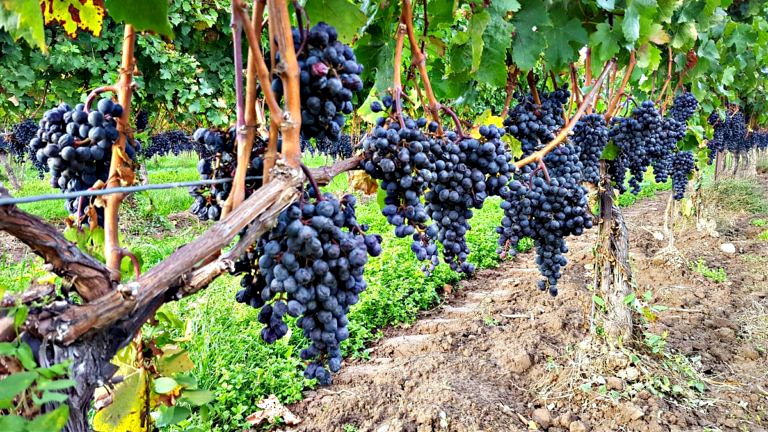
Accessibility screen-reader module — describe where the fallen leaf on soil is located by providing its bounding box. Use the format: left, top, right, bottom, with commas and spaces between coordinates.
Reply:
443, 284, 452, 295
246, 394, 301, 427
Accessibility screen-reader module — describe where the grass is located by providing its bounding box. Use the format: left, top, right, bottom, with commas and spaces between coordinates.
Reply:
616, 169, 672, 208
758, 230, 768, 241
691, 258, 728, 283
703, 179, 768, 214
751, 219, 767, 227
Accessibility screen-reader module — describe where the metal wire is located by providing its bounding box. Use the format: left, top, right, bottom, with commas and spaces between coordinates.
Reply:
0, 176, 263, 206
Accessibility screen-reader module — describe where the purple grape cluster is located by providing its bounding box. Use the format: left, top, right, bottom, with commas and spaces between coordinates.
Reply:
231, 193, 381, 385
274, 22, 363, 140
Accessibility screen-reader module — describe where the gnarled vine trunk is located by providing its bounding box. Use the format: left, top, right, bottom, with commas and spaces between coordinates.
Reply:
0, 153, 21, 190
593, 162, 633, 342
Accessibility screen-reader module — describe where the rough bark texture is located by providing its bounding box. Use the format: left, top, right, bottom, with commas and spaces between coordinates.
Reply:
0, 153, 21, 190
0, 185, 115, 301
594, 164, 633, 342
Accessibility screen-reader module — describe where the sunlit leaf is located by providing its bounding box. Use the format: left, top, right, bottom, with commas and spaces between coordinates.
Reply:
41, 0, 105, 38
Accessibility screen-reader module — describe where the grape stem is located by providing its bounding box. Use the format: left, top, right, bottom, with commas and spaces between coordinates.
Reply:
118, 247, 141, 279
84, 85, 118, 114
440, 105, 466, 138
604, 50, 636, 122
299, 163, 323, 202
293, 1, 309, 56
585, 47, 592, 88
392, 23, 407, 129
401, 0, 441, 131
224, 0, 264, 217
233, 1, 282, 123
655, 46, 674, 106
501, 66, 519, 118
514, 58, 616, 169
567, 63, 579, 119
526, 71, 542, 106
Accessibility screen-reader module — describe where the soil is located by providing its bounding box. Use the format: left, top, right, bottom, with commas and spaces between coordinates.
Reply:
288, 179, 768, 432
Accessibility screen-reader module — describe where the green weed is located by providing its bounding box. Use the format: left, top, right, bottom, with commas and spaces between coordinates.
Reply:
691, 259, 727, 283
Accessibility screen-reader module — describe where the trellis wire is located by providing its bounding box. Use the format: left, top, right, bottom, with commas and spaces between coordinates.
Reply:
0, 176, 263, 206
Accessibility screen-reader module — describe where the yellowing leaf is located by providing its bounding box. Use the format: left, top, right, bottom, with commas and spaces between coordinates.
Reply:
648, 23, 670, 45
41, 0, 105, 38
93, 369, 149, 432
470, 109, 505, 138
156, 347, 194, 376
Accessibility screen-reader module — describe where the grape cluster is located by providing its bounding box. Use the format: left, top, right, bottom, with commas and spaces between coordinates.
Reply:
1, 127, 25, 163
232, 193, 382, 384
188, 127, 265, 221
570, 114, 609, 185
671, 151, 695, 200
275, 22, 363, 140
142, 130, 198, 158
135, 110, 149, 133
706, 112, 726, 164
504, 86, 570, 156
668, 92, 699, 124
497, 144, 591, 295
650, 117, 686, 183
313, 134, 355, 159
425, 125, 513, 273
362, 99, 440, 273
29, 99, 134, 224
753, 131, 768, 150
724, 111, 748, 153
10, 119, 45, 176
608, 101, 665, 193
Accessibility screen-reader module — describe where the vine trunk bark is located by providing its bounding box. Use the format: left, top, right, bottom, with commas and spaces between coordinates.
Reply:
0, 153, 21, 190
593, 163, 633, 342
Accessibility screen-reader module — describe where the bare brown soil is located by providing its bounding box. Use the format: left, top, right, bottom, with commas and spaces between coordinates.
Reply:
289, 183, 768, 432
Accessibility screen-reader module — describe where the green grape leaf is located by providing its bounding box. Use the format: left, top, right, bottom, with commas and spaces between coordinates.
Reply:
27, 405, 69, 431
468, 10, 491, 72
105, 0, 173, 38
41, 0, 105, 38
510, 0, 550, 70
355, 29, 395, 92
597, 0, 615, 10
590, 23, 621, 71
428, 0, 457, 28
491, 0, 521, 12
476, 14, 513, 86
636, 43, 661, 70
543, 9, 587, 69
303, 0, 366, 43
672, 22, 698, 49
622, 4, 641, 44
0, 0, 46, 51
502, 135, 523, 159
600, 141, 620, 161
